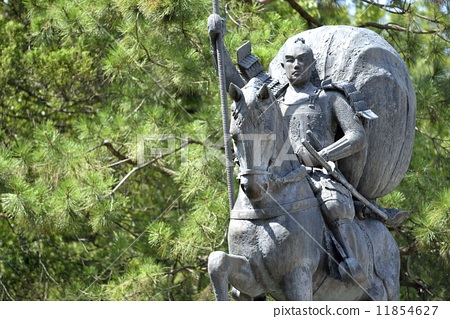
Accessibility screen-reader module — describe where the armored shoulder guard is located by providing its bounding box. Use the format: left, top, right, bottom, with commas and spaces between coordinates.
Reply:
321, 79, 378, 120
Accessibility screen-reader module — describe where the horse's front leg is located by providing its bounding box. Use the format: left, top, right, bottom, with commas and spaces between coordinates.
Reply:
231, 287, 266, 301
283, 266, 313, 300
208, 251, 264, 301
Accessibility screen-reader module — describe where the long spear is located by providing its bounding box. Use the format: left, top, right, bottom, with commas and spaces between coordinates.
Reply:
212, 0, 235, 210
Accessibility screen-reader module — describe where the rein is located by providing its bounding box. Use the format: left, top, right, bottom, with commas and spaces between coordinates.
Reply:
237, 168, 272, 179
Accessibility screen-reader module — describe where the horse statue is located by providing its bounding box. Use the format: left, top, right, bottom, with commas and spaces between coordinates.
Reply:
207, 78, 400, 301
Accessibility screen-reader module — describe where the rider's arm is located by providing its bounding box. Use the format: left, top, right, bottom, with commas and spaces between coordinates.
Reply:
318, 92, 367, 162
208, 14, 246, 90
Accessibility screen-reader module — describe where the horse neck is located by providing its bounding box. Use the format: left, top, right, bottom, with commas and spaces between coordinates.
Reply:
269, 101, 302, 177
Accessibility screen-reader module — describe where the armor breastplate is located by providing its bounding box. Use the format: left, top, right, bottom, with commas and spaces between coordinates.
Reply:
281, 93, 335, 166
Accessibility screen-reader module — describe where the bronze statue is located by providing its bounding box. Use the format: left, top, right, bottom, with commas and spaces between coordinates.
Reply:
207, 13, 416, 301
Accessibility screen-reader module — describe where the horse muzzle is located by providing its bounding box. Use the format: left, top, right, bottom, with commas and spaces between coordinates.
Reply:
239, 171, 271, 201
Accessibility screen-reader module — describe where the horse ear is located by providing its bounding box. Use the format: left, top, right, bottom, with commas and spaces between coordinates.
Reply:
258, 83, 272, 101
229, 83, 243, 101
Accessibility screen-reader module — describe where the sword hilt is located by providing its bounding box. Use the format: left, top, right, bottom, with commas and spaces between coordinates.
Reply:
302, 139, 388, 222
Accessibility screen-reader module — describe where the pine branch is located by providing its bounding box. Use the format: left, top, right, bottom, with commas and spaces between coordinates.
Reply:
113, 221, 139, 238
154, 166, 177, 176
126, 98, 146, 119
38, 244, 59, 285
0, 109, 34, 121
105, 150, 176, 176
415, 127, 450, 156
285, 0, 323, 28
11, 81, 54, 111
355, 1, 449, 43
284, 0, 449, 43
360, 0, 445, 24
399, 240, 418, 256
400, 280, 436, 294
108, 158, 135, 168
166, 260, 207, 276
9, 81, 96, 116
102, 140, 137, 165
111, 139, 202, 193
225, 2, 245, 28
69, 0, 194, 119
0, 277, 15, 301
403, 255, 437, 298
356, 21, 446, 37
360, 0, 410, 15
134, 12, 167, 69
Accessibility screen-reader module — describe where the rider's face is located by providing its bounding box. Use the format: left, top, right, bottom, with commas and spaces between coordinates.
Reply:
283, 44, 315, 87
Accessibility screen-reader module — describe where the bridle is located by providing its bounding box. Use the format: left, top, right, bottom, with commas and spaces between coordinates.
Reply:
237, 168, 272, 179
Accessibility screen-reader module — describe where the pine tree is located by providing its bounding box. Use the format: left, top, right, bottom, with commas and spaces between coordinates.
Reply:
0, 0, 449, 300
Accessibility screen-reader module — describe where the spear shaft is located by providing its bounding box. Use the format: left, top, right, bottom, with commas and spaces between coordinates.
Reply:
212, 0, 235, 210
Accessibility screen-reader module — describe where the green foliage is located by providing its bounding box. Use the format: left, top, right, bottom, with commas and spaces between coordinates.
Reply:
0, 0, 449, 301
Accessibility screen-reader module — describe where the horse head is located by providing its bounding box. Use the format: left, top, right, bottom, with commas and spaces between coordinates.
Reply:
229, 78, 285, 201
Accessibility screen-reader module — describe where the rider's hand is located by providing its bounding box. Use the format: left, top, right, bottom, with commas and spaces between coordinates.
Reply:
326, 161, 336, 175
208, 14, 225, 49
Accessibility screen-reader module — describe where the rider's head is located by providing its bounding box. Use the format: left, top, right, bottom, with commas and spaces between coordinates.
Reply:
282, 38, 315, 88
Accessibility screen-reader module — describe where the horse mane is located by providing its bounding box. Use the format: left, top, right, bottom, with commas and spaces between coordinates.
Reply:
231, 77, 302, 177
249, 79, 301, 176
